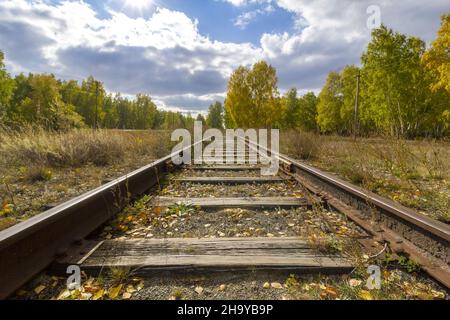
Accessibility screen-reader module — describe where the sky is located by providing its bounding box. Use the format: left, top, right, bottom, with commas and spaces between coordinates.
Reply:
0, 0, 448, 113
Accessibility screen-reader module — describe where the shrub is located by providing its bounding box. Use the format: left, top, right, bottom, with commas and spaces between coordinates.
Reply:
281, 130, 322, 160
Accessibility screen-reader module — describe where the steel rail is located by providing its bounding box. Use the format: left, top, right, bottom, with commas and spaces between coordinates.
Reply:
0, 141, 200, 299
244, 138, 449, 288
0, 136, 448, 299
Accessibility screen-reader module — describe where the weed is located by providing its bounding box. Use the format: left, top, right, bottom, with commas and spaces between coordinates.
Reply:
281, 130, 322, 160
171, 289, 184, 300
109, 267, 133, 284
24, 166, 53, 182
165, 202, 196, 216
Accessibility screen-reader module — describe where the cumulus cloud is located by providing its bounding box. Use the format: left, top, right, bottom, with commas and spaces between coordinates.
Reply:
0, 0, 261, 111
259, 0, 448, 91
0, 0, 446, 111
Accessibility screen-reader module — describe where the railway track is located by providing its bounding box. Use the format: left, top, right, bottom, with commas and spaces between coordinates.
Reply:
0, 138, 449, 299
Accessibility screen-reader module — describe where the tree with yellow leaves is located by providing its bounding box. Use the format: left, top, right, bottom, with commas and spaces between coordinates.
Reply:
422, 14, 450, 92
225, 61, 281, 128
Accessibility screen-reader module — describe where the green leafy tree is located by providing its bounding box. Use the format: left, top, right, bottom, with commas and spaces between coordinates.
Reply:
316, 72, 343, 133
134, 94, 158, 129
362, 25, 445, 137
297, 92, 318, 132
206, 101, 224, 129
196, 113, 206, 125
282, 88, 299, 129
340, 65, 360, 133
183, 112, 195, 129
76, 76, 105, 127
0, 51, 15, 122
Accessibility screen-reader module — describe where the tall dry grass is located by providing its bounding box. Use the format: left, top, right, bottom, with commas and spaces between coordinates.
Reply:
0, 127, 171, 169
281, 130, 323, 160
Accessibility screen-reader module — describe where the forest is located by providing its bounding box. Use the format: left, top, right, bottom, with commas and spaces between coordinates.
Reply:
0, 15, 448, 137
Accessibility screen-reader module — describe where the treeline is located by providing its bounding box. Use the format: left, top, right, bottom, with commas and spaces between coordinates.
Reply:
0, 59, 212, 131
225, 15, 449, 137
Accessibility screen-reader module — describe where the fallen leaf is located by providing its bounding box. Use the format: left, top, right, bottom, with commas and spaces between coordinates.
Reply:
34, 285, 46, 295
325, 287, 337, 298
136, 280, 145, 291
263, 282, 270, 289
92, 289, 105, 300
108, 284, 123, 300
81, 292, 92, 300
271, 282, 283, 289
57, 290, 71, 300
359, 290, 373, 300
194, 286, 204, 295
219, 284, 226, 291
122, 292, 132, 299
126, 285, 137, 293
349, 279, 362, 287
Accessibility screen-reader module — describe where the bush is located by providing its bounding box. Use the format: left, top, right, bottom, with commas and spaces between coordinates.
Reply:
281, 130, 322, 160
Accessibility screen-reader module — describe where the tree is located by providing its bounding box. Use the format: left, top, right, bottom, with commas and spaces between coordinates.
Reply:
361, 25, 445, 137
316, 72, 343, 133
422, 14, 450, 92
183, 112, 195, 129
297, 92, 318, 132
196, 113, 206, 125
340, 65, 360, 133
134, 94, 157, 129
76, 76, 105, 127
206, 101, 224, 129
0, 51, 15, 122
12, 73, 82, 129
225, 61, 280, 128
282, 88, 299, 129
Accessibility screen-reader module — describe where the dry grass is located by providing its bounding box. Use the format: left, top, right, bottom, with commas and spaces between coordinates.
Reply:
281, 130, 322, 160
281, 131, 450, 223
0, 127, 171, 169
0, 128, 172, 230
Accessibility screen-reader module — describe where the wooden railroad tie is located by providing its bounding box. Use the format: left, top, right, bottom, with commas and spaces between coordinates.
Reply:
154, 197, 310, 209
174, 177, 284, 184
55, 237, 353, 275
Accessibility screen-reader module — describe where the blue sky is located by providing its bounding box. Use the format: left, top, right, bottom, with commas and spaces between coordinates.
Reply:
0, 0, 447, 113
100, 0, 296, 45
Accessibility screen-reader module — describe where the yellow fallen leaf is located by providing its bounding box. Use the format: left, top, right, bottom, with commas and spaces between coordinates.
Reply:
108, 284, 123, 300
271, 282, 283, 289
57, 290, 71, 300
34, 285, 46, 295
136, 280, 144, 291
359, 290, 373, 300
349, 279, 362, 287
194, 286, 204, 295
126, 285, 137, 293
92, 289, 105, 300
122, 292, 132, 299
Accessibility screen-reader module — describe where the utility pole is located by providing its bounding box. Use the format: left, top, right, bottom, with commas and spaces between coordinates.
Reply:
354, 70, 360, 139
94, 81, 99, 131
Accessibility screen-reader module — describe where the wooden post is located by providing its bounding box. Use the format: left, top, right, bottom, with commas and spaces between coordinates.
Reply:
94, 81, 99, 130
354, 70, 360, 138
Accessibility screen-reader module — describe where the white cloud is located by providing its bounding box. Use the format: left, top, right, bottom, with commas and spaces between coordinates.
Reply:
234, 4, 275, 29
223, 0, 271, 7
0, 0, 261, 110
0, 0, 447, 111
